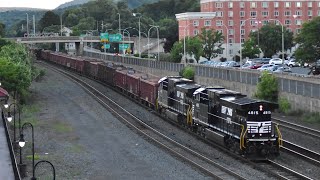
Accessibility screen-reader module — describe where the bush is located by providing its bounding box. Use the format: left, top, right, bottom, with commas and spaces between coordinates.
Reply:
255, 71, 278, 102
303, 112, 320, 123
278, 97, 291, 114
180, 66, 195, 80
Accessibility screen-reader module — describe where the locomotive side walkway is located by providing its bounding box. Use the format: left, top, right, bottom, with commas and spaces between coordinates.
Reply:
0, 117, 15, 180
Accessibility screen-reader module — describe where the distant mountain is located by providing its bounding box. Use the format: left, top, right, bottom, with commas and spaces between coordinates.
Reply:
55, 0, 93, 9
55, 0, 160, 9
0, 7, 46, 12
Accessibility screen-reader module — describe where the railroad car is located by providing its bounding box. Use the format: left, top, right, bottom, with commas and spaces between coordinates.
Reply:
39, 50, 282, 158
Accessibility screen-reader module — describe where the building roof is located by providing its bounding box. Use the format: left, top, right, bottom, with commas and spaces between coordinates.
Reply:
175, 12, 217, 20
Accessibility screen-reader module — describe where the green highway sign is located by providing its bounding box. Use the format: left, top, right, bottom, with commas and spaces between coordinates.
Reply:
109, 34, 122, 42
104, 43, 110, 49
100, 33, 109, 42
119, 44, 130, 50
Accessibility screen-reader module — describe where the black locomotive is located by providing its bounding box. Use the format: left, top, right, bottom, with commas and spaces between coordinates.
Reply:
157, 76, 282, 158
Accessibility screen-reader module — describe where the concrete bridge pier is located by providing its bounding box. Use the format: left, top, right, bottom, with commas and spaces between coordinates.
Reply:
75, 41, 84, 56
55, 42, 59, 52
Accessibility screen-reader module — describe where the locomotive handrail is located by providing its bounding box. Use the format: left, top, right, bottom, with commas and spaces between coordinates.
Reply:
275, 124, 283, 147
240, 125, 244, 150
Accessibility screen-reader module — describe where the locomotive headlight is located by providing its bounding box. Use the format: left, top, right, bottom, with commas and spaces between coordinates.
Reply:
252, 134, 255, 137
260, 134, 262, 136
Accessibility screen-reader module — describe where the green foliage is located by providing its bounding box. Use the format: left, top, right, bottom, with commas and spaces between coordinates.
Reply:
249, 24, 293, 58
199, 28, 224, 60
278, 97, 291, 114
170, 41, 182, 63
303, 112, 320, 123
0, 22, 5, 37
186, 36, 203, 63
39, 11, 60, 32
255, 71, 278, 102
241, 38, 260, 59
159, 53, 173, 62
180, 66, 195, 80
295, 17, 320, 64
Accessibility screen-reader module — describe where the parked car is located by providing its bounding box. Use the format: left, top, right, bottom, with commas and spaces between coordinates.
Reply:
287, 59, 300, 67
273, 66, 292, 73
269, 58, 283, 65
257, 64, 278, 71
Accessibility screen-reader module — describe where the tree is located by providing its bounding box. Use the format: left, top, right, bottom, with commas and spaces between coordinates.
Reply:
255, 71, 278, 102
295, 17, 320, 64
186, 36, 203, 63
158, 18, 178, 53
241, 38, 260, 59
0, 22, 5, 37
39, 11, 60, 32
198, 28, 224, 60
170, 41, 183, 63
249, 23, 293, 58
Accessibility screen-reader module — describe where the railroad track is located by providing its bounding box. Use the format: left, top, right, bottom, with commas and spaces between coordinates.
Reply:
39, 62, 245, 179
281, 140, 320, 166
257, 160, 313, 180
272, 117, 320, 139
39, 61, 316, 180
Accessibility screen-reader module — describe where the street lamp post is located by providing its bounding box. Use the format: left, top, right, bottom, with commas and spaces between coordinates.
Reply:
117, 13, 121, 35
33, 15, 36, 36
182, 23, 194, 65
32, 160, 56, 180
239, 18, 258, 66
148, 25, 160, 61
60, 14, 63, 36
133, 13, 142, 58
222, 24, 229, 59
19, 122, 34, 179
26, 13, 29, 37
5, 102, 21, 145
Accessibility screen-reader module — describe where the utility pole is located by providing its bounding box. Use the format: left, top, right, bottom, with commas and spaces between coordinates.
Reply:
26, 13, 29, 37
33, 15, 35, 36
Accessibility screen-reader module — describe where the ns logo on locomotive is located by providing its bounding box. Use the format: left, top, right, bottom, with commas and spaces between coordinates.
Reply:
157, 76, 282, 158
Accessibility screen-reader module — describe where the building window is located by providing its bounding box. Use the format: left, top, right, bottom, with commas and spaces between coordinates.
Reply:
296, 29, 301, 34
250, 2, 257, 8
240, 29, 245, 35
229, 49, 233, 55
319, 2, 320, 7
240, 11, 245, 17
216, 2, 223, 8
228, 11, 233, 17
285, 20, 291, 25
240, 2, 245, 8
275, 20, 280, 25
295, 19, 302, 25
228, 38, 233, 44
193, 20, 199, 26
287, 28, 292, 32
262, 2, 268, 8
262, 11, 269, 17
250, 20, 257, 26
296, 10, 302, 16
228, 20, 234, 26
240, 20, 245, 26
250, 11, 257, 17
241, 38, 245, 43
308, 2, 312, 7
193, 29, 199, 36
274, 11, 279, 16
216, 11, 223, 17
228, 29, 234, 35
285, 2, 291, 8
274, 2, 279, 8
228, 2, 233, 8
217, 29, 223, 34
318, 10, 320, 16
204, 20, 211, 26
284, 11, 291, 16
308, 10, 312, 16
216, 20, 223, 26
296, 2, 302, 8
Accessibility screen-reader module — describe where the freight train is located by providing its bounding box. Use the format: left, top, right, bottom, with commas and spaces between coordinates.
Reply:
39, 50, 283, 158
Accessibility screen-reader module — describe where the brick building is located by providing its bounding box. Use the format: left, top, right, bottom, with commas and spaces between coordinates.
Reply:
176, 0, 320, 60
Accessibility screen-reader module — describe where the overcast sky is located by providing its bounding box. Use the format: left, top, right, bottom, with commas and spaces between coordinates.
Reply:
0, 0, 73, 9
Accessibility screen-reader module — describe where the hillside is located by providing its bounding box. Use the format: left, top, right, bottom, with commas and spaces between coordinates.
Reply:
0, 7, 46, 12
56, 0, 159, 9
55, 0, 93, 9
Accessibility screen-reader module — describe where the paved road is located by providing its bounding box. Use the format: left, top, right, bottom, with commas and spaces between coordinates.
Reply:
0, 113, 15, 180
